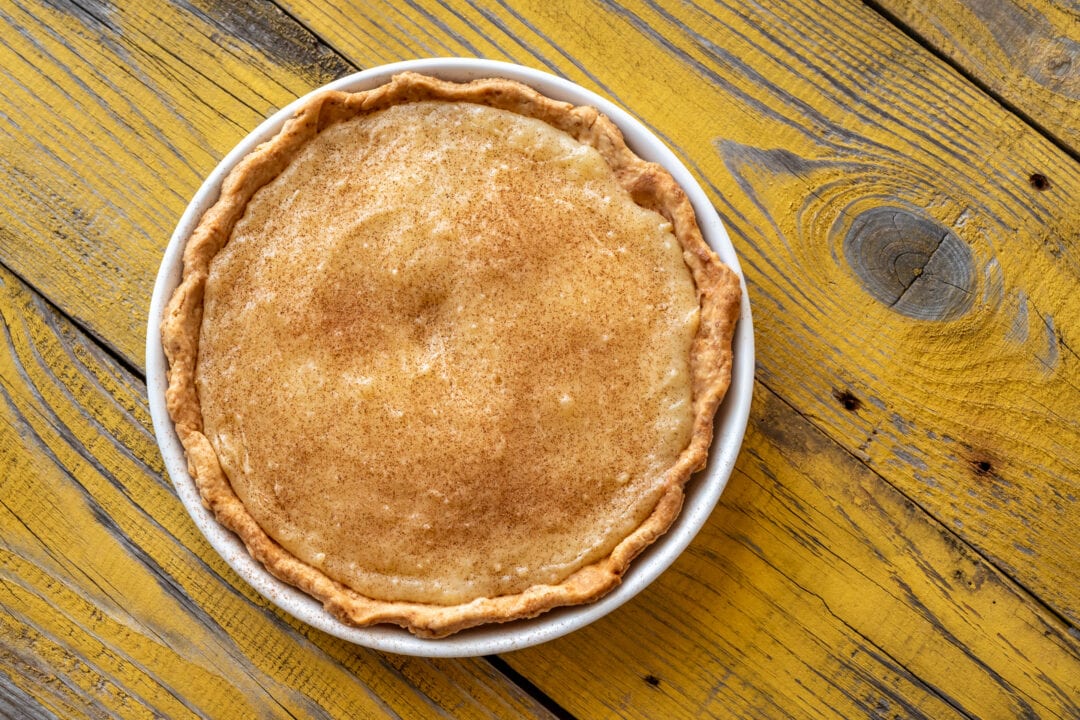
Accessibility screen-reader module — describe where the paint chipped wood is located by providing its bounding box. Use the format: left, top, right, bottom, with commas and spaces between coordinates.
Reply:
503, 385, 1079, 718
1, 0, 1077, 717
0, 264, 553, 719
281, 0, 1080, 634
873, 0, 1080, 154
0, 0, 352, 366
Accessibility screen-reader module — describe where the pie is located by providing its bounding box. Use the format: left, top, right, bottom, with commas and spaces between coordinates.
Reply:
161, 72, 741, 638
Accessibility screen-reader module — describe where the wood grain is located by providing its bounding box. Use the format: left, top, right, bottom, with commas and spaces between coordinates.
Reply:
0, 0, 351, 366
268, 0, 1080, 715
871, 0, 1080, 155
0, 264, 553, 719
501, 384, 1080, 718
278, 0, 1080, 629
841, 206, 977, 321
1, 0, 1077, 717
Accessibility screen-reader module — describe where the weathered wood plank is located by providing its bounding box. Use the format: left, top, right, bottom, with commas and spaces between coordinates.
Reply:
0, 0, 352, 366
269, 0, 1080, 715
499, 384, 1079, 719
277, 0, 1080, 631
871, 0, 1080, 155
1, 0, 1077, 716
0, 264, 554, 719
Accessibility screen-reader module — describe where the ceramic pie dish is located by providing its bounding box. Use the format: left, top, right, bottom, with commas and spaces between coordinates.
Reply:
146, 57, 754, 657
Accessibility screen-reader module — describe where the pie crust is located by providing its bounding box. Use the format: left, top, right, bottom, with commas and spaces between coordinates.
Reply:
161, 72, 741, 638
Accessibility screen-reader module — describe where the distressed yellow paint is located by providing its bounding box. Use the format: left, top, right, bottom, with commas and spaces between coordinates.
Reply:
271, 0, 1080, 716
0, 0, 349, 365
0, 266, 550, 719
877, 0, 1080, 152
2, 0, 1078, 717
281, 0, 1080, 617
502, 385, 1079, 718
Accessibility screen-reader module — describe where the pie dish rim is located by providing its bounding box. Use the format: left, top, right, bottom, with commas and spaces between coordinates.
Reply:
145, 57, 755, 657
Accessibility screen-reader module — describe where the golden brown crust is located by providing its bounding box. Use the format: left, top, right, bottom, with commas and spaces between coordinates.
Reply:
161, 72, 741, 638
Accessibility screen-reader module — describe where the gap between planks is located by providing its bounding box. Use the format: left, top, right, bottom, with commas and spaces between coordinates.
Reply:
484, 657, 578, 720
0, 256, 577, 712
860, 0, 1080, 164
7, 0, 1073, 710
7, 233, 1075, 718
765, 374, 1080, 637
262, 0, 1080, 639
0, 257, 143, 382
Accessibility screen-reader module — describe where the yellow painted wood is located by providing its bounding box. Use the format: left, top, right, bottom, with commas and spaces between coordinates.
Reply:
279, 0, 1080, 627
0, 265, 552, 719
874, 0, 1080, 153
1, 0, 1077, 717
0, 0, 351, 366
270, 0, 1080, 716
503, 384, 1079, 718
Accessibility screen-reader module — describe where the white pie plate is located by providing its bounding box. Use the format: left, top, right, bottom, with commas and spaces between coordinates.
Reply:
146, 57, 754, 657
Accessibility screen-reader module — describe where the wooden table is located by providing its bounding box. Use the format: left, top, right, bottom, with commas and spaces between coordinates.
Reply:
2, 1, 1077, 717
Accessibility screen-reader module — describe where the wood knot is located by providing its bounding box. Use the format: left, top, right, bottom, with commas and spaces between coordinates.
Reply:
842, 207, 975, 320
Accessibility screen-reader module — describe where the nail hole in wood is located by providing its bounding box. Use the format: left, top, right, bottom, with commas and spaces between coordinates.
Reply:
832, 388, 862, 412
1028, 173, 1050, 191
644, 674, 661, 688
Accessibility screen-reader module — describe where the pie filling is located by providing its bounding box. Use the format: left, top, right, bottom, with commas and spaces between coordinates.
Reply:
163, 73, 741, 636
